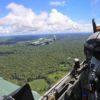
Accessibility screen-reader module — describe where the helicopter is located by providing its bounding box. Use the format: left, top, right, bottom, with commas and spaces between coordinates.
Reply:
30, 35, 56, 46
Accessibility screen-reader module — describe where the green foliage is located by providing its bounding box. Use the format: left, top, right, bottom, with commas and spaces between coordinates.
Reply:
47, 71, 66, 84
29, 79, 49, 94
0, 34, 87, 94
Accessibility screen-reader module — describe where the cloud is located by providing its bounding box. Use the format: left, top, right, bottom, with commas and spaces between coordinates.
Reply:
0, 3, 91, 35
50, 1, 66, 6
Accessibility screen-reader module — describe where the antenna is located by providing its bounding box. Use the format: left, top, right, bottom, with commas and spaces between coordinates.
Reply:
92, 19, 96, 33
92, 19, 100, 33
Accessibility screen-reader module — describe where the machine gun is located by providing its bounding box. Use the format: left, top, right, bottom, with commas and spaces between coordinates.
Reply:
40, 58, 88, 100
40, 19, 100, 100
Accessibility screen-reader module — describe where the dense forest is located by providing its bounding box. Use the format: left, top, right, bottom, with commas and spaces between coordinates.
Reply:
0, 33, 90, 94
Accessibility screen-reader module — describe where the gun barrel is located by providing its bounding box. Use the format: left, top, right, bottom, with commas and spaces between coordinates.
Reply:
40, 72, 70, 100
40, 60, 86, 100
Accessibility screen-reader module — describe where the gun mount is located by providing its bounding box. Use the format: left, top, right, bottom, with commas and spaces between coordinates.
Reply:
40, 59, 88, 100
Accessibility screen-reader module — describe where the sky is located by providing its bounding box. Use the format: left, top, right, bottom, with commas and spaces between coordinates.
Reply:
0, 0, 100, 36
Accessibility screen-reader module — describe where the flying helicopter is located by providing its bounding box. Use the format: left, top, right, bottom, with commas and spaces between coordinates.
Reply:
30, 35, 56, 46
